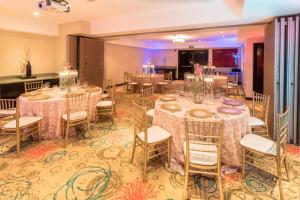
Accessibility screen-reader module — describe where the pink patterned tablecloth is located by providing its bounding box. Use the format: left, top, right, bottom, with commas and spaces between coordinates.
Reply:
153, 96, 251, 174
132, 74, 164, 91
19, 87, 101, 139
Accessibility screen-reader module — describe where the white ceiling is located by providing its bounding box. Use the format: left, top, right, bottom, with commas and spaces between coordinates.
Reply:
0, 0, 299, 36
106, 24, 266, 49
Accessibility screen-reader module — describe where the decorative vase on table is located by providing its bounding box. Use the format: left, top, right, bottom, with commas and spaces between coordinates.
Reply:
194, 75, 203, 104
25, 61, 32, 77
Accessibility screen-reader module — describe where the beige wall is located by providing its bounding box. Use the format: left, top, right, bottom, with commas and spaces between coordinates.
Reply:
0, 29, 55, 77
151, 49, 178, 66
242, 37, 264, 98
105, 43, 151, 85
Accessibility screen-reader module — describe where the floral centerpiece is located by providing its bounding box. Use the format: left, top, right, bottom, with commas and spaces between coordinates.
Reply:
59, 64, 78, 90
194, 64, 203, 104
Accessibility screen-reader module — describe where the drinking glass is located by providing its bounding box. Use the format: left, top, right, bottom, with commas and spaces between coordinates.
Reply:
44, 82, 50, 88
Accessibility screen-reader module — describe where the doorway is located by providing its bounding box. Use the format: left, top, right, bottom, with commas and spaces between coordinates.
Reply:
253, 43, 264, 94
178, 49, 208, 79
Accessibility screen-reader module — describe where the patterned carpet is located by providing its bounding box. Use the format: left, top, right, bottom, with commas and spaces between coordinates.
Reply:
0, 88, 299, 200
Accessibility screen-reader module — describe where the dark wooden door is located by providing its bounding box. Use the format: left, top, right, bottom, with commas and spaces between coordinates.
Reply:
79, 37, 104, 88
253, 43, 264, 93
178, 50, 208, 80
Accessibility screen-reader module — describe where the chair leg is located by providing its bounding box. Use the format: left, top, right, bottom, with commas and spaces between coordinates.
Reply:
38, 121, 42, 142
283, 157, 290, 181
167, 139, 170, 167
242, 147, 245, 179
64, 125, 70, 148
276, 158, 284, 200
130, 136, 136, 163
143, 145, 148, 182
16, 132, 20, 157
86, 120, 90, 137
217, 171, 224, 200
182, 164, 189, 200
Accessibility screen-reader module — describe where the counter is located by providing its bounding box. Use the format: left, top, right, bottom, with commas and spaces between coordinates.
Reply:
0, 73, 59, 99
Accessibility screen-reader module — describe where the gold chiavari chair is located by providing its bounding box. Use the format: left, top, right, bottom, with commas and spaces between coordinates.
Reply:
123, 72, 130, 91
0, 99, 16, 118
102, 79, 113, 99
96, 85, 116, 124
61, 92, 91, 147
157, 71, 173, 93
249, 91, 270, 138
141, 74, 154, 96
222, 73, 239, 98
240, 109, 289, 200
24, 81, 43, 93
135, 98, 155, 123
183, 119, 224, 200
131, 101, 171, 182
1, 98, 42, 157
126, 72, 139, 93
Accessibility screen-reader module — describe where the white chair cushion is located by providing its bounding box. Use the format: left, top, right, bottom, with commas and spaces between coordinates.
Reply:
248, 117, 265, 127
3, 116, 41, 129
184, 141, 218, 166
228, 83, 238, 86
128, 82, 139, 85
62, 111, 87, 121
143, 83, 152, 86
240, 134, 277, 156
138, 125, 171, 144
0, 109, 16, 117
157, 82, 168, 85
96, 100, 114, 107
146, 109, 155, 117
101, 93, 110, 99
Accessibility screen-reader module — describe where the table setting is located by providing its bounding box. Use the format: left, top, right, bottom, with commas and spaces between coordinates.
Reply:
19, 69, 102, 139
153, 90, 251, 174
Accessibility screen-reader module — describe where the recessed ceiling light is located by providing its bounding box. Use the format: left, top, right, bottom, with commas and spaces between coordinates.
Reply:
33, 11, 40, 16
220, 31, 224, 34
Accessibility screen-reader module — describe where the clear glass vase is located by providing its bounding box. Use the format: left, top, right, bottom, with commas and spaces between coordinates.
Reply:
194, 75, 203, 104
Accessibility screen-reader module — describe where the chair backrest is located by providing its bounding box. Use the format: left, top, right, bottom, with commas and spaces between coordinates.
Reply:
184, 119, 224, 165
276, 109, 289, 158
142, 74, 152, 84
65, 92, 90, 121
106, 85, 116, 102
0, 99, 16, 110
252, 92, 270, 122
127, 73, 133, 83
227, 73, 238, 85
132, 101, 147, 141
104, 79, 113, 90
164, 71, 173, 81
124, 72, 128, 83
24, 81, 43, 93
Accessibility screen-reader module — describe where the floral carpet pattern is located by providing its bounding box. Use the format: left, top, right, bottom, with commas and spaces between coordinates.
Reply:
0, 88, 299, 200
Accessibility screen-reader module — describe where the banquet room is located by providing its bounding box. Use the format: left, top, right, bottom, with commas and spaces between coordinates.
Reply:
0, 0, 299, 199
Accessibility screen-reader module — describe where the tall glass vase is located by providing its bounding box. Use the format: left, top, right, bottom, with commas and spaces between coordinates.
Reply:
194, 75, 203, 104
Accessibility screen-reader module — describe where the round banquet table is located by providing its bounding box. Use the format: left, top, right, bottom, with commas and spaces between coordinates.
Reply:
152, 96, 251, 174
19, 87, 102, 139
132, 74, 164, 91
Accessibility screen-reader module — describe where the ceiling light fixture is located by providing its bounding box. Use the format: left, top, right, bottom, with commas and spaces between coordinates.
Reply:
172, 35, 185, 43
37, 0, 70, 13
33, 11, 40, 16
